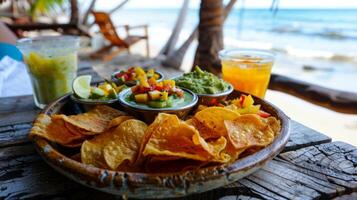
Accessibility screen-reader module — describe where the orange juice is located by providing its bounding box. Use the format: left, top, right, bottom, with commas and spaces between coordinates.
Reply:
219, 49, 275, 98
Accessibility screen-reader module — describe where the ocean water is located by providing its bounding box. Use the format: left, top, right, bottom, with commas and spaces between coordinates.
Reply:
111, 8, 357, 57
108, 8, 357, 92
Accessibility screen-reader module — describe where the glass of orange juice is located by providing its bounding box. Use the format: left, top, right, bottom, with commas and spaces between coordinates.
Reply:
219, 49, 275, 98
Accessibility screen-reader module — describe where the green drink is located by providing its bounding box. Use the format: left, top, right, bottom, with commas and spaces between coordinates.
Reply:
17, 36, 79, 108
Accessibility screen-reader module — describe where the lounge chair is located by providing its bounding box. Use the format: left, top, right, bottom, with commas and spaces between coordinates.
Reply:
91, 11, 150, 61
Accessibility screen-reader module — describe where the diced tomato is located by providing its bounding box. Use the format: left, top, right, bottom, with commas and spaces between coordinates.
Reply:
210, 98, 219, 106
128, 67, 135, 73
163, 85, 172, 92
116, 72, 125, 78
139, 86, 151, 93
239, 95, 245, 107
258, 110, 271, 118
131, 85, 140, 94
123, 74, 130, 81
175, 89, 184, 98
153, 85, 163, 91
127, 72, 135, 81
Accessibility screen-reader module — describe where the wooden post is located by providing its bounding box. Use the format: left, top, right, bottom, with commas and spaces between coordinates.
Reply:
193, 0, 224, 74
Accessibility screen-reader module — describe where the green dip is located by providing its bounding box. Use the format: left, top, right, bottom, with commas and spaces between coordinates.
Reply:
175, 66, 229, 94
125, 91, 194, 109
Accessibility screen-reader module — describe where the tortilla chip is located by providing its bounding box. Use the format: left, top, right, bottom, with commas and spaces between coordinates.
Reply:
144, 157, 206, 173
106, 116, 134, 130
223, 143, 247, 162
142, 114, 227, 162
81, 139, 108, 168
135, 113, 173, 165
263, 116, 281, 136
103, 119, 147, 170
189, 118, 220, 140
224, 114, 275, 150
194, 107, 240, 139
80, 128, 120, 168
30, 114, 86, 146
53, 105, 125, 134
64, 121, 92, 135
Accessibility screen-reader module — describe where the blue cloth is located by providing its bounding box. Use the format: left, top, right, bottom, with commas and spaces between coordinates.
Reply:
0, 42, 22, 61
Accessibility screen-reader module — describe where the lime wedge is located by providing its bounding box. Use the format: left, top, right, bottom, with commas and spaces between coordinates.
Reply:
73, 75, 92, 99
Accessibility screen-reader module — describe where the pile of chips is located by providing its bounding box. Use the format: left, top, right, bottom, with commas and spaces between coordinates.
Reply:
30, 98, 281, 172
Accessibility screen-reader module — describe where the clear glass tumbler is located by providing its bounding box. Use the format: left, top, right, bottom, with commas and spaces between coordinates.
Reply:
17, 36, 79, 108
219, 49, 275, 98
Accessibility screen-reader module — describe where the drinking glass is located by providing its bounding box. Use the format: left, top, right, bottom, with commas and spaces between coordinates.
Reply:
219, 49, 275, 98
17, 36, 79, 108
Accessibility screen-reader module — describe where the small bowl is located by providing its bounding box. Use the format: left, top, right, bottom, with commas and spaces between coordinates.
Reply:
196, 83, 234, 105
70, 94, 120, 112
118, 88, 198, 123
111, 69, 164, 87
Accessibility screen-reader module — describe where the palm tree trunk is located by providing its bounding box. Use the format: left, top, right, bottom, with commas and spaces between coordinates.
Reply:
70, 0, 79, 24
193, 0, 224, 74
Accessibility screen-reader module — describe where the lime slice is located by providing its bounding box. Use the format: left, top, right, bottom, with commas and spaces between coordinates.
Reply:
73, 75, 92, 99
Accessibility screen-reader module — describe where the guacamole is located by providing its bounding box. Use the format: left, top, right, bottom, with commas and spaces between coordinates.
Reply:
175, 66, 229, 94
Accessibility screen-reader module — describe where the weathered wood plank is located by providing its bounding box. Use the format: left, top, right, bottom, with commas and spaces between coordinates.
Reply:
0, 110, 39, 127
284, 120, 331, 152
278, 141, 357, 191
333, 192, 357, 200
0, 123, 31, 148
0, 95, 36, 114
219, 142, 357, 200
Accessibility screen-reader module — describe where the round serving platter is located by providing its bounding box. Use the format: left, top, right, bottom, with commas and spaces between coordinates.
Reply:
32, 90, 290, 199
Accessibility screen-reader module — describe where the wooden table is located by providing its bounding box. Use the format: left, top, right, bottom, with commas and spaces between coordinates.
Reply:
0, 66, 356, 200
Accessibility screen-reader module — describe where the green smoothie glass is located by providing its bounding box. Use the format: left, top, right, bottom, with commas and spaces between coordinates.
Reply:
17, 36, 79, 108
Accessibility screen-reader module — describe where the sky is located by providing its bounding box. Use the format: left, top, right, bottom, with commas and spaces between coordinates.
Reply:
93, 0, 357, 10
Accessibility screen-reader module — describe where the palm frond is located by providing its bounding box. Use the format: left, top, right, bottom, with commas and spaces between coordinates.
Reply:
30, 0, 65, 17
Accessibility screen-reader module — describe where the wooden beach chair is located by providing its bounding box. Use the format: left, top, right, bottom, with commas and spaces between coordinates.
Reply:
90, 11, 150, 61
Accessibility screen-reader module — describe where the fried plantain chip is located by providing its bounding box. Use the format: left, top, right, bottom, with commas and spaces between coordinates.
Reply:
103, 119, 147, 170
53, 105, 125, 135
224, 114, 275, 150
194, 107, 240, 139
142, 114, 227, 162
30, 114, 86, 146
106, 116, 134, 130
